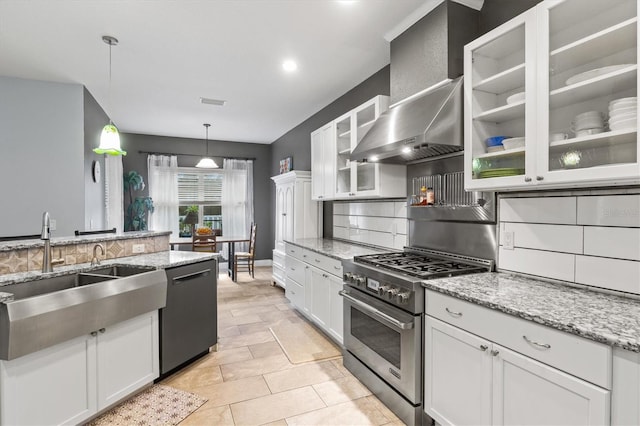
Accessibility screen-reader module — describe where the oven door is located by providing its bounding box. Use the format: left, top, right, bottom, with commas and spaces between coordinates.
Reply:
340, 287, 421, 404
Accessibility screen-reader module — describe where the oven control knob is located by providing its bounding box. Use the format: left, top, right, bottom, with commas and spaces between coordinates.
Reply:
386, 287, 399, 299
355, 276, 366, 286
378, 285, 390, 296
343, 272, 352, 282
396, 292, 411, 304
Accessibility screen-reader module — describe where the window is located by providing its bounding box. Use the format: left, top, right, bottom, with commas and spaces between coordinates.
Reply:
177, 168, 223, 236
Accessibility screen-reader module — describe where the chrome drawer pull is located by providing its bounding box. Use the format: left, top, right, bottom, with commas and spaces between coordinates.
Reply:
445, 307, 463, 317
523, 335, 551, 349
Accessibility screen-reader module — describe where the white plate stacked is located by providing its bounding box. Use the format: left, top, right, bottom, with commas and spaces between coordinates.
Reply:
572, 111, 605, 137
609, 97, 637, 131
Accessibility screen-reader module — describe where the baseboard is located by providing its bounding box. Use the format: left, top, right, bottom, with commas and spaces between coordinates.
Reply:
255, 259, 272, 267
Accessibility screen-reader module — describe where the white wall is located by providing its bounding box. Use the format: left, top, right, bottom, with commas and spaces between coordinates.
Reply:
333, 200, 407, 250
0, 76, 85, 237
498, 191, 640, 295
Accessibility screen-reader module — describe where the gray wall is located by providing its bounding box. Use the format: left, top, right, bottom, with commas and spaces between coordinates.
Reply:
0, 76, 85, 237
83, 88, 108, 231
120, 133, 272, 260
479, 0, 543, 34
270, 66, 391, 243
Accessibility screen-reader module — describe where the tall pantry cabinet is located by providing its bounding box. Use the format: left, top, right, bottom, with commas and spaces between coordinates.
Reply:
271, 171, 322, 288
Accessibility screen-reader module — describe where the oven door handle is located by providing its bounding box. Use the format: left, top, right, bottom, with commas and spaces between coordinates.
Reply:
338, 290, 414, 330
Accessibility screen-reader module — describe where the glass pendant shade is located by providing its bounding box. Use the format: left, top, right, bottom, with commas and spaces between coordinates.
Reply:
94, 123, 127, 156
196, 157, 218, 168
196, 123, 218, 168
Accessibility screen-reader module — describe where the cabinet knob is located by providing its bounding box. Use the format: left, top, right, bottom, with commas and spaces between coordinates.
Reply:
480, 344, 488, 351
99, 328, 106, 334
524, 176, 532, 182
90, 331, 98, 337
491, 349, 500, 357
536, 176, 544, 181
318, 195, 323, 199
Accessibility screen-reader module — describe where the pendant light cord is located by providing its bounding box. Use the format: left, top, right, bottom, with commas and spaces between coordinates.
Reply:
204, 123, 211, 156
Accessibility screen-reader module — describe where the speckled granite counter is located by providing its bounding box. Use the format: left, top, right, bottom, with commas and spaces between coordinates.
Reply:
0, 251, 217, 287
0, 230, 171, 252
423, 272, 640, 352
285, 238, 391, 260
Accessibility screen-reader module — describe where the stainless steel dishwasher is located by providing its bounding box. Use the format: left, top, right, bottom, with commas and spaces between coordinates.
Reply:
160, 259, 217, 375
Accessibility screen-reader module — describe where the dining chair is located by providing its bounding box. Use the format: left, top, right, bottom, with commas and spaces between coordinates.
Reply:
192, 234, 217, 252
234, 223, 257, 279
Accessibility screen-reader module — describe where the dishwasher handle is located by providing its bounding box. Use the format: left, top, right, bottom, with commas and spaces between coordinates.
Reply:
339, 290, 414, 330
172, 269, 211, 284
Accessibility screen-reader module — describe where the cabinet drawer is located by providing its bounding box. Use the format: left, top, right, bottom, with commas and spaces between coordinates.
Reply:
303, 249, 343, 277
285, 243, 304, 261
285, 256, 305, 284
273, 250, 285, 269
426, 290, 612, 389
272, 264, 285, 285
285, 277, 304, 308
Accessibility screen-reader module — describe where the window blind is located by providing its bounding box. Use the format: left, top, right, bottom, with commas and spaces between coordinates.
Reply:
177, 169, 223, 206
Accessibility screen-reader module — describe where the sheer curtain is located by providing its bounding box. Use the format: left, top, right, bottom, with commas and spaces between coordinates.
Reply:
105, 155, 124, 232
221, 159, 254, 258
147, 155, 179, 237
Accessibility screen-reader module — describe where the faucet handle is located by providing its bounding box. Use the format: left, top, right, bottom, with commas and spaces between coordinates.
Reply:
91, 244, 105, 266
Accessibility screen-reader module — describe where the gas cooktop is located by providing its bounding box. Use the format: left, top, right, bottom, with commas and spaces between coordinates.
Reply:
353, 249, 490, 280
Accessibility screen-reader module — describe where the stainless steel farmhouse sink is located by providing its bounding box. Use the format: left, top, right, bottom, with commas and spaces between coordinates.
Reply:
0, 267, 167, 360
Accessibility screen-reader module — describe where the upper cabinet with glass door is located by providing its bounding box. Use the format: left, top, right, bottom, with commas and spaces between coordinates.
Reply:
465, 10, 537, 190
465, 0, 640, 191
539, 0, 639, 186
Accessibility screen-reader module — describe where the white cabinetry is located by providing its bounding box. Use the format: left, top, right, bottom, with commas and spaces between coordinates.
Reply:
284, 243, 344, 344
311, 95, 407, 200
424, 290, 611, 425
311, 123, 335, 200
465, 0, 639, 191
0, 311, 159, 425
272, 171, 322, 288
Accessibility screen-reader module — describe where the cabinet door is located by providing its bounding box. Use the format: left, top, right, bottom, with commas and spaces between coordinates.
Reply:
492, 344, 610, 425
424, 317, 492, 426
309, 265, 331, 329
0, 334, 97, 426
464, 9, 538, 191
328, 273, 344, 344
275, 185, 285, 252
303, 264, 313, 315
352, 97, 387, 197
311, 127, 325, 200
97, 311, 159, 410
284, 183, 294, 242
335, 111, 353, 198
537, 0, 639, 186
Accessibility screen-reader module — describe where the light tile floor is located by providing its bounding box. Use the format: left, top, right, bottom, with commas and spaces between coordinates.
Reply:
160, 267, 406, 426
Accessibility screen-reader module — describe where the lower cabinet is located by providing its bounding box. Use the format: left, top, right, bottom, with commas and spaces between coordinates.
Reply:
425, 316, 611, 425
0, 311, 159, 426
284, 243, 343, 345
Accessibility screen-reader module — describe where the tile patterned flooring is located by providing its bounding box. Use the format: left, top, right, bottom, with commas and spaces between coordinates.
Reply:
160, 267, 405, 426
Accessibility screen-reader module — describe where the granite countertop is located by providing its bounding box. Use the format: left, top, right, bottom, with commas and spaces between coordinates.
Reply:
0, 230, 171, 252
285, 238, 392, 260
0, 251, 218, 287
423, 272, 640, 352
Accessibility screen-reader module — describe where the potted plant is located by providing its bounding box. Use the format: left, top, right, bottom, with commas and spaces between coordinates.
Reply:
123, 171, 155, 231
183, 205, 199, 236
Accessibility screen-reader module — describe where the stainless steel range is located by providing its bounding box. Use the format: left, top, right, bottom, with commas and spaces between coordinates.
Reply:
339, 158, 497, 426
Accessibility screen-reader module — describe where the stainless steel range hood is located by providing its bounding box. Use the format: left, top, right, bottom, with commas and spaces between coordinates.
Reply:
350, 77, 463, 164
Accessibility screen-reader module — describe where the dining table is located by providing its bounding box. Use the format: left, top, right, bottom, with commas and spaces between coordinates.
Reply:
169, 236, 250, 282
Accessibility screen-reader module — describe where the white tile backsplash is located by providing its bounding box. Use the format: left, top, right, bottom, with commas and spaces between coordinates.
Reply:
576, 256, 640, 294
500, 197, 577, 225
499, 247, 576, 282
499, 192, 640, 295
577, 195, 640, 227
334, 200, 407, 249
500, 222, 583, 254
583, 227, 640, 261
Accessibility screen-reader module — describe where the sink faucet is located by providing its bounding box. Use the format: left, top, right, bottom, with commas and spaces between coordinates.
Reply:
91, 244, 105, 266
41, 212, 65, 272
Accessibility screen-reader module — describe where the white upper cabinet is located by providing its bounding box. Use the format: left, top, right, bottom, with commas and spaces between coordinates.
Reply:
465, 0, 640, 191
312, 95, 407, 200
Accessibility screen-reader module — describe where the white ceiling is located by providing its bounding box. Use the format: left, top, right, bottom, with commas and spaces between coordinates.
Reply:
0, 0, 430, 144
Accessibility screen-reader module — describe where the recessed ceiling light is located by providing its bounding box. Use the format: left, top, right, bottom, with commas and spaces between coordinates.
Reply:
200, 97, 226, 106
282, 60, 298, 73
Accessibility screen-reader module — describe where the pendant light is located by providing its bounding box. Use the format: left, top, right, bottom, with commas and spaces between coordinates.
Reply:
195, 123, 219, 168
94, 35, 126, 156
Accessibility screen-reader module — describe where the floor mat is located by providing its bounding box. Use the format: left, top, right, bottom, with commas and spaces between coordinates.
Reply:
270, 321, 341, 364
86, 384, 207, 426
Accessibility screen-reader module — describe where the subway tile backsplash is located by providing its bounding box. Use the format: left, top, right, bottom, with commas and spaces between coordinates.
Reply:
333, 200, 406, 250
499, 192, 640, 295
